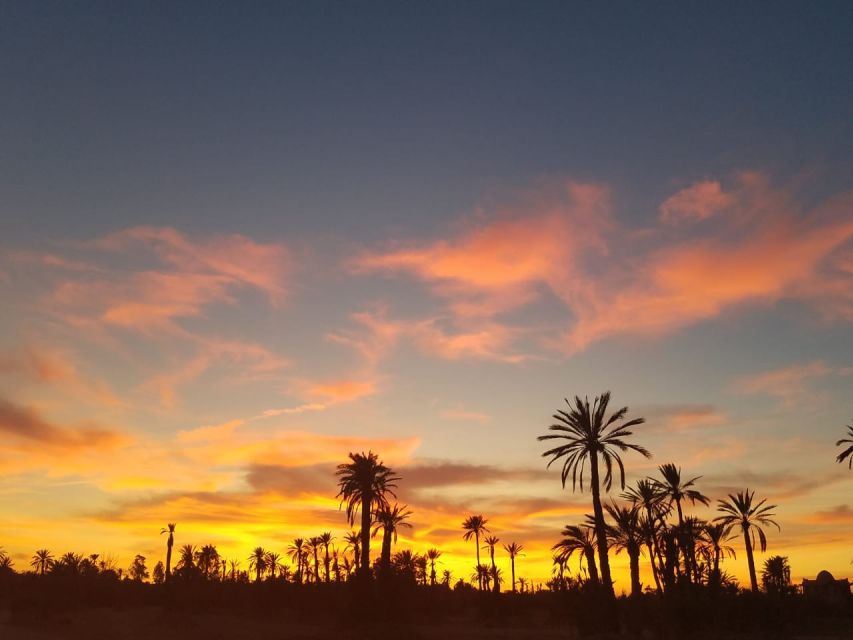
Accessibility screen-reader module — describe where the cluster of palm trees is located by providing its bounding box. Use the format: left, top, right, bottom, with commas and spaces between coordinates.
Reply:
460, 514, 525, 593
5, 399, 844, 596
539, 392, 782, 597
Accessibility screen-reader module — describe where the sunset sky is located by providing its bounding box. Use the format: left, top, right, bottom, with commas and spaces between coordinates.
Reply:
1, 2, 852, 592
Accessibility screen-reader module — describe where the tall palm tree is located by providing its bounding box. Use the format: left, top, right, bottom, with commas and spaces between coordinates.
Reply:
31, 549, 53, 575
336, 451, 399, 579
343, 530, 361, 573
248, 547, 267, 582
623, 478, 667, 593
715, 490, 779, 592
605, 502, 644, 596
372, 503, 412, 574
482, 535, 501, 593
319, 532, 334, 582
699, 522, 736, 587
503, 542, 524, 593
462, 514, 489, 590
308, 537, 323, 583
160, 523, 176, 581
426, 548, 442, 586
552, 524, 599, 584
654, 464, 708, 584
836, 423, 853, 468
288, 538, 306, 584
538, 392, 650, 597
265, 551, 282, 579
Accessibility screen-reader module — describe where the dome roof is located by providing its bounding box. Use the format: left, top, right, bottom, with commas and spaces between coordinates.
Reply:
816, 570, 835, 584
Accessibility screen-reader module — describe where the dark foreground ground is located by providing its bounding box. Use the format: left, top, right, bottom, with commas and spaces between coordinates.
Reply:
1, 605, 852, 640
1, 576, 852, 639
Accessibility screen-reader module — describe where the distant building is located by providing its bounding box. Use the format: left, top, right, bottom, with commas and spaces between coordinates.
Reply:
802, 570, 851, 602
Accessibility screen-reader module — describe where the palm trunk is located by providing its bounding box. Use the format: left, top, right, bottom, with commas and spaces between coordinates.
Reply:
324, 546, 331, 583
490, 547, 499, 593
380, 527, 392, 573
360, 497, 371, 579
629, 545, 641, 596
165, 540, 173, 581
511, 557, 516, 592
743, 525, 758, 592
584, 547, 600, 584
646, 540, 662, 594
475, 531, 481, 590
313, 550, 320, 584
430, 560, 436, 586
589, 452, 614, 597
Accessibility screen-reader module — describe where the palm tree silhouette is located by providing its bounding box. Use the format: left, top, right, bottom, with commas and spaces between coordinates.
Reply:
319, 532, 334, 582
836, 423, 853, 468
655, 463, 708, 584
623, 479, 668, 593
462, 514, 489, 590
503, 542, 524, 592
715, 489, 779, 592
265, 551, 282, 579
336, 451, 399, 579
248, 547, 267, 582
372, 503, 412, 575
288, 538, 306, 584
482, 535, 501, 593
761, 555, 792, 594
426, 548, 442, 586
605, 502, 643, 596
699, 522, 736, 587
160, 523, 176, 582
552, 524, 599, 585
343, 530, 361, 574
308, 537, 322, 583
31, 548, 53, 575
538, 392, 650, 597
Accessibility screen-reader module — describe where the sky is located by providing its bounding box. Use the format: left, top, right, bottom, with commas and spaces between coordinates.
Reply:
1, 1, 852, 592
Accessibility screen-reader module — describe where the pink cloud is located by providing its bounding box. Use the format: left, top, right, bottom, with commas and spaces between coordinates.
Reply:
734, 360, 848, 407
659, 180, 734, 222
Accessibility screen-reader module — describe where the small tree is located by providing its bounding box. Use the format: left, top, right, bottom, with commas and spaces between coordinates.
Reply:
762, 555, 793, 595
128, 554, 149, 582
152, 561, 165, 584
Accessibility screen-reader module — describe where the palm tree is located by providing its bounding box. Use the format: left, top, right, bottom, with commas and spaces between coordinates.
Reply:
31, 549, 53, 575
623, 478, 667, 593
699, 522, 736, 587
343, 530, 361, 574
426, 548, 442, 586
482, 535, 501, 593
288, 538, 306, 584
195, 544, 219, 579
538, 392, 650, 597
605, 502, 643, 596
836, 423, 853, 468
503, 542, 524, 593
308, 537, 322, 583
462, 515, 489, 590
655, 463, 708, 584
336, 451, 399, 579
160, 523, 176, 582
715, 490, 779, 592
761, 555, 792, 594
265, 551, 282, 579
248, 547, 267, 582
552, 524, 599, 585
372, 503, 412, 574
319, 532, 334, 582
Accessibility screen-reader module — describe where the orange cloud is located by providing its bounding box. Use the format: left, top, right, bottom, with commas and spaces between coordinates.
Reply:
304, 379, 377, 402
355, 173, 853, 358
